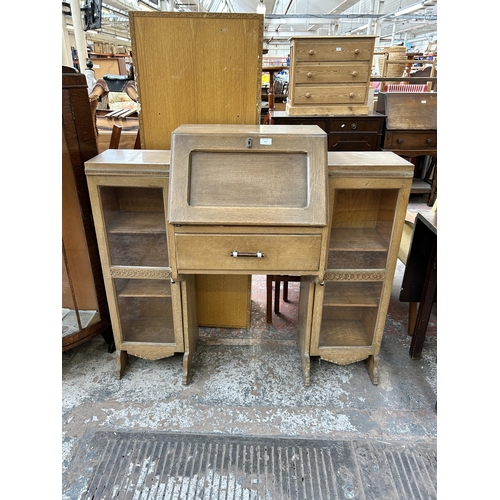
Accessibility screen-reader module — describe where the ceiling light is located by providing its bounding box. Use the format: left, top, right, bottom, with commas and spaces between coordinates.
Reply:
256, 0, 266, 15
395, 2, 425, 17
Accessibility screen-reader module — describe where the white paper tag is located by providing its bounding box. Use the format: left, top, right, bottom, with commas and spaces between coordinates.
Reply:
421, 100, 427, 104
260, 138, 272, 145
336, 47, 342, 51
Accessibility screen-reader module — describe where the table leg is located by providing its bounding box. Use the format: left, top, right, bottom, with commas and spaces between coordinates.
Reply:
409, 241, 437, 359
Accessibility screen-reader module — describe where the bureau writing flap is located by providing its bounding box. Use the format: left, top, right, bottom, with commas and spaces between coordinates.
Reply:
376, 92, 437, 131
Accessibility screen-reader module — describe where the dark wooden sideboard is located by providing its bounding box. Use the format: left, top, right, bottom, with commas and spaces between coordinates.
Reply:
269, 110, 386, 152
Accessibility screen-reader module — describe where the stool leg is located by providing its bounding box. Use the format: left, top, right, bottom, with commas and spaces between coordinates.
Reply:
266, 275, 273, 323
274, 280, 281, 315
283, 281, 289, 302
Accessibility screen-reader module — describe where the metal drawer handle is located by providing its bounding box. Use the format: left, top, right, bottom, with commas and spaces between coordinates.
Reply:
354, 48, 360, 54
351, 123, 357, 130
230, 251, 264, 258
305, 92, 311, 98
307, 72, 313, 78
349, 92, 355, 98
308, 49, 315, 55
351, 71, 358, 77
426, 138, 432, 144
397, 138, 403, 144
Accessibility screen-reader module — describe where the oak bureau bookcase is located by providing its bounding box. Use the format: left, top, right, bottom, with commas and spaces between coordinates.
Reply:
85, 128, 413, 385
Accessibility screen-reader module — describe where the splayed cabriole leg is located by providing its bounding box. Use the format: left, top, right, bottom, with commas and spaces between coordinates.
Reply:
366, 355, 379, 385
301, 352, 311, 386
116, 350, 128, 379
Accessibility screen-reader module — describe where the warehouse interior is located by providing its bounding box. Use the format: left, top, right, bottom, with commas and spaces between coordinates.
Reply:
4, 1, 498, 498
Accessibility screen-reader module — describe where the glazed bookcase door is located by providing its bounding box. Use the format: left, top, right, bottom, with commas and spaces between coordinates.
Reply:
88, 177, 185, 378
310, 184, 406, 384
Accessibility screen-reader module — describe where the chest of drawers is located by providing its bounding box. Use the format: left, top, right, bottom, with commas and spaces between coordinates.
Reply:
270, 110, 386, 151
286, 36, 376, 116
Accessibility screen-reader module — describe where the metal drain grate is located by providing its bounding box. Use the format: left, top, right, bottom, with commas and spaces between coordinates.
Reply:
64, 432, 437, 499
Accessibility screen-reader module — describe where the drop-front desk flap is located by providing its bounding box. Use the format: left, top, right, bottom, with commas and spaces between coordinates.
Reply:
167, 124, 330, 280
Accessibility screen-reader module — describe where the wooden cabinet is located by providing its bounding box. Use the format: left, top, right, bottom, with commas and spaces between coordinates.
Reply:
85, 150, 198, 383
270, 110, 386, 151
287, 36, 376, 116
62, 66, 112, 352
167, 124, 329, 279
376, 92, 437, 156
298, 151, 414, 385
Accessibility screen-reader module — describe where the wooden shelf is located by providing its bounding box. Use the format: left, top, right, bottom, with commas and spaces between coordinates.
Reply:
319, 319, 373, 347
118, 280, 172, 298
323, 283, 381, 307
330, 228, 388, 252
121, 318, 176, 344
107, 212, 166, 234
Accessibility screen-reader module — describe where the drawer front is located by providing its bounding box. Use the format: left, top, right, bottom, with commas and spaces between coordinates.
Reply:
293, 85, 367, 105
328, 117, 383, 133
295, 63, 369, 84
294, 39, 374, 62
174, 233, 323, 272
383, 131, 437, 150
328, 133, 380, 151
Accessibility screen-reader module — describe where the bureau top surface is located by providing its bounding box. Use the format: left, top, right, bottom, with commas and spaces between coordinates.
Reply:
84, 149, 413, 178
85, 149, 171, 176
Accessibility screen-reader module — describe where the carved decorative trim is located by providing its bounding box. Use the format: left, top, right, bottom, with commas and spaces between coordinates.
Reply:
85, 168, 169, 177
324, 270, 386, 281
110, 266, 171, 279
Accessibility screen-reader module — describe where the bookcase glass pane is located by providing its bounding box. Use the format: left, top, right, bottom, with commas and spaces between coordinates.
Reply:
99, 186, 168, 267
328, 188, 398, 270
115, 278, 175, 344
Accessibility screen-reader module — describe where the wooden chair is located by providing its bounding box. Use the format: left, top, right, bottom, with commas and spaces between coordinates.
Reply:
266, 275, 301, 323
108, 124, 141, 150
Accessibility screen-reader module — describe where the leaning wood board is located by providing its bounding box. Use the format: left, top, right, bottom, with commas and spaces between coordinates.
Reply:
129, 12, 264, 328
129, 12, 263, 150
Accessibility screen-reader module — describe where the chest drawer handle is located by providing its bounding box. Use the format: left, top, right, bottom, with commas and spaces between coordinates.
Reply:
354, 48, 360, 54
305, 92, 311, 98
230, 251, 264, 258
397, 138, 403, 144
349, 92, 355, 98
307, 72, 313, 78
308, 50, 315, 55
351, 123, 357, 130
426, 138, 433, 144
351, 71, 358, 77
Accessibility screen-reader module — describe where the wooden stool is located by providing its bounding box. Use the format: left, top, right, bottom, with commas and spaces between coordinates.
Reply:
266, 275, 301, 323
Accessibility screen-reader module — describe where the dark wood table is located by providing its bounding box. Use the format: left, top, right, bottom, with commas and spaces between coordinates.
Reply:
399, 211, 437, 359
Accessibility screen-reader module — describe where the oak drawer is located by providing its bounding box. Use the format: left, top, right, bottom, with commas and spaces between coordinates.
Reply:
382, 131, 437, 150
174, 233, 323, 273
293, 39, 374, 62
293, 85, 367, 105
294, 63, 369, 84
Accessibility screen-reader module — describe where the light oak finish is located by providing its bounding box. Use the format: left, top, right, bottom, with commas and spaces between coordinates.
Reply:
85, 149, 198, 383
298, 151, 414, 385
287, 36, 376, 116
129, 12, 264, 328
167, 124, 330, 283
129, 12, 263, 150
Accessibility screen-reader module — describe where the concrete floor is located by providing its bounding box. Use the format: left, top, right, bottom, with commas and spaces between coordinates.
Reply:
62, 195, 437, 498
